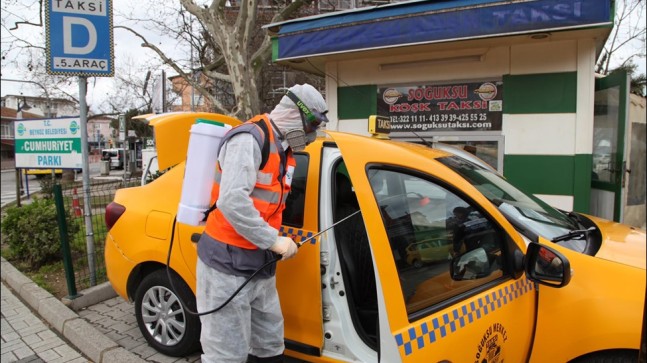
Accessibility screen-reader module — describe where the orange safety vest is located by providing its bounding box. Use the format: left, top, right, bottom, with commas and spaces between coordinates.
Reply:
204, 115, 296, 250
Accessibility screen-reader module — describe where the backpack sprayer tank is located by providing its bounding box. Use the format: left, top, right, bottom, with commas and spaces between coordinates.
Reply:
177, 118, 232, 226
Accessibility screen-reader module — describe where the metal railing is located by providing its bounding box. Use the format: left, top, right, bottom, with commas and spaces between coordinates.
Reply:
53, 177, 140, 295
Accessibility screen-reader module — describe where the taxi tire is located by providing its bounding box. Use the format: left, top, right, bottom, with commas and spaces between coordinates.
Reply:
134, 270, 201, 357
569, 349, 638, 363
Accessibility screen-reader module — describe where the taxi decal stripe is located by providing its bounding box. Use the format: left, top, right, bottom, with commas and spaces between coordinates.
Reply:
279, 226, 316, 245
394, 278, 535, 356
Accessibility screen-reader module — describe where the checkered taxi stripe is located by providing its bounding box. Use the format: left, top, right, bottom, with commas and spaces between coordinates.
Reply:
280, 227, 316, 245
395, 278, 535, 356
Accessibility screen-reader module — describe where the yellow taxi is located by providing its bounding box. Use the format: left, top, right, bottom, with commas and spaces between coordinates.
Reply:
405, 240, 452, 267
104, 112, 646, 362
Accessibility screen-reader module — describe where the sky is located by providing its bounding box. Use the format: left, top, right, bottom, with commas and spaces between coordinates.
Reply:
1, 0, 646, 114
1, 0, 185, 113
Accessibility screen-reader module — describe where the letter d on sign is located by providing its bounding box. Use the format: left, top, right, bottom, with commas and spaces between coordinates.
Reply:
63, 17, 97, 55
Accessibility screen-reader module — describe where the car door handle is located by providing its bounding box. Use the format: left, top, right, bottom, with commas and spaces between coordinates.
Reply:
191, 233, 201, 243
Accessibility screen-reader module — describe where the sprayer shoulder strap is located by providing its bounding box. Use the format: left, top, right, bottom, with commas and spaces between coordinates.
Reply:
216, 120, 270, 169
253, 120, 271, 170
202, 120, 270, 222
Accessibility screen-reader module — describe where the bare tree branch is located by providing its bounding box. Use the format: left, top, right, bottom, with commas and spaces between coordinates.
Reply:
115, 24, 229, 113
8, 0, 44, 30
597, 0, 646, 76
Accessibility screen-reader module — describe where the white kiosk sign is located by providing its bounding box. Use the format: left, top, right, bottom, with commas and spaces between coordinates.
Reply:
14, 118, 83, 169
46, 0, 114, 77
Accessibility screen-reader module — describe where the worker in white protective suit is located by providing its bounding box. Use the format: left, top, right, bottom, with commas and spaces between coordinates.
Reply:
197, 84, 328, 363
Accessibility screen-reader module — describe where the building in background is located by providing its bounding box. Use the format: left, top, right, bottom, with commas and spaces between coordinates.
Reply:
0, 107, 42, 170
1, 94, 77, 118
169, 74, 235, 113
88, 116, 113, 152
266, 0, 645, 228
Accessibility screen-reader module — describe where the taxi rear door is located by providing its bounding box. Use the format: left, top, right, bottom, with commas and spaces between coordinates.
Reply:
330, 131, 537, 363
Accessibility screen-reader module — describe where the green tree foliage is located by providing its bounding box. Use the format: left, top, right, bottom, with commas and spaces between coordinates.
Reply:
1, 198, 80, 269
109, 108, 154, 138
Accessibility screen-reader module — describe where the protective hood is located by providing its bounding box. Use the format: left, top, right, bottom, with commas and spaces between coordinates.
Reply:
269, 83, 327, 136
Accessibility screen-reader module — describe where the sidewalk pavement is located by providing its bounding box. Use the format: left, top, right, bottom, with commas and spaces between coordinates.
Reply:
2, 255, 308, 363
1, 257, 146, 363
2, 254, 307, 363
1, 169, 301, 363
1, 171, 199, 363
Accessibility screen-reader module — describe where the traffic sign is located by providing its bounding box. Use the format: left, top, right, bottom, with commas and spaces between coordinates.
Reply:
14, 118, 83, 169
46, 0, 114, 77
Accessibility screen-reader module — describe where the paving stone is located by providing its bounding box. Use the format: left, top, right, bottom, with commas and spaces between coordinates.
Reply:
52, 345, 83, 361
16, 353, 45, 362
22, 333, 44, 345
3, 331, 22, 342
1, 351, 18, 362
13, 346, 36, 359
33, 339, 69, 353
36, 349, 62, 361
62, 318, 118, 363
130, 343, 159, 359
17, 325, 49, 338
145, 352, 179, 363
2, 266, 88, 363
77, 311, 103, 322
62, 357, 88, 363
101, 347, 147, 363
117, 335, 146, 350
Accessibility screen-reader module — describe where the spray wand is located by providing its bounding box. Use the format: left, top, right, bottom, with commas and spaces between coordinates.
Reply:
167, 209, 361, 317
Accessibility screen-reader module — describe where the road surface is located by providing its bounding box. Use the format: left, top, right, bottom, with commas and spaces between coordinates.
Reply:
1, 163, 102, 209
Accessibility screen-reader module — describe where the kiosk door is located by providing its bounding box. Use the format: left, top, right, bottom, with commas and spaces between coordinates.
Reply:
590, 70, 630, 222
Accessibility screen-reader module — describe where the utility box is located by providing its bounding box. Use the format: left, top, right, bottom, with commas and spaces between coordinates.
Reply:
100, 160, 110, 176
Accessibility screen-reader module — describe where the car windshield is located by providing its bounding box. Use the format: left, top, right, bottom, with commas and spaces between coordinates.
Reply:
437, 156, 586, 249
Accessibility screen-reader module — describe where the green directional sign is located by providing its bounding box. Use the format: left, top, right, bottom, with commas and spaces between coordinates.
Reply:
14, 117, 83, 169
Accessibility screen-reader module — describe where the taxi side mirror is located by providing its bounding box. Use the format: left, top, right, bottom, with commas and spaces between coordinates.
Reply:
524, 242, 571, 288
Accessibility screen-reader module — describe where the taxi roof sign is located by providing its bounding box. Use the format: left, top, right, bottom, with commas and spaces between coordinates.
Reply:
368, 115, 390, 139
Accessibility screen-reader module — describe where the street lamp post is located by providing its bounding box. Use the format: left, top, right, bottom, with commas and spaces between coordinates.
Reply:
15, 98, 34, 206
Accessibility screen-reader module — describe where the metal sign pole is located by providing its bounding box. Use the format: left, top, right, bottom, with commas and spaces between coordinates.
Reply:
79, 77, 96, 285
45, 0, 114, 287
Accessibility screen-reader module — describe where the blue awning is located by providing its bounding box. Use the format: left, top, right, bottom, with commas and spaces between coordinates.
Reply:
267, 0, 613, 61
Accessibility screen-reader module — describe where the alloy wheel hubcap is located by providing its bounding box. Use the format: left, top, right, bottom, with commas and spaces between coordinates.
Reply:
141, 285, 186, 346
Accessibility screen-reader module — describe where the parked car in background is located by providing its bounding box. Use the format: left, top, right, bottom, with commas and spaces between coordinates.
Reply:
405, 239, 453, 267
23, 168, 63, 178
104, 112, 645, 362
23, 168, 82, 178
101, 148, 124, 170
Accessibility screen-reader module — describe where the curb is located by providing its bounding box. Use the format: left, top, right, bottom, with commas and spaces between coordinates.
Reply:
62, 281, 118, 312
1, 256, 146, 363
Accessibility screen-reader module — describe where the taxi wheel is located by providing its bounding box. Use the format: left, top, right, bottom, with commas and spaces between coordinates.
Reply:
413, 259, 423, 268
134, 270, 201, 357
569, 349, 638, 362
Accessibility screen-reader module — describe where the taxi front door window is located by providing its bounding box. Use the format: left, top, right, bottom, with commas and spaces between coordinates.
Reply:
368, 169, 506, 316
